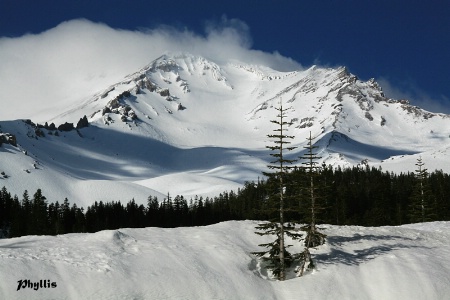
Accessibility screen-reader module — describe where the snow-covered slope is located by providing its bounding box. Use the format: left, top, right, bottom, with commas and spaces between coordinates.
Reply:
1, 220, 449, 300
1, 53, 450, 205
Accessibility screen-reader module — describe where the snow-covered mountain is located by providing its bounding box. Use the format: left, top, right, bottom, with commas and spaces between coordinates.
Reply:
1, 53, 450, 206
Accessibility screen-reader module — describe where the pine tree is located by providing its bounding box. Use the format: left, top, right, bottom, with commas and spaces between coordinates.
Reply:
61, 198, 71, 233
0, 186, 13, 237
253, 102, 302, 281
9, 195, 22, 237
19, 190, 32, 236
408, 157, 434, 223
30, 189, 49, 235
297, 131, 326, 276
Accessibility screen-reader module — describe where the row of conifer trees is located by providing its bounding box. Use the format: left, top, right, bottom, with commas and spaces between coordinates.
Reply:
1, 162, 449, 238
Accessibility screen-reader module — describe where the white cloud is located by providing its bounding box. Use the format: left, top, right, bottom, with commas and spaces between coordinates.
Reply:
204, 15, 253, 49
377, 77, 450, 114
0, 18, 302, 121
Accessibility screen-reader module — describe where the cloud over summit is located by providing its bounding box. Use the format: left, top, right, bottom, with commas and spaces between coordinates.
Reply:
0, 19, 301, 121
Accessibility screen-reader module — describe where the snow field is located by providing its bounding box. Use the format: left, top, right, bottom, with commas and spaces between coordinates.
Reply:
1, 221, 449, 299
2, 54, 450, 207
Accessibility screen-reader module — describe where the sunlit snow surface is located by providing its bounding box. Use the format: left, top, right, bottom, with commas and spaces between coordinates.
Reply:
1, 221, 449, 299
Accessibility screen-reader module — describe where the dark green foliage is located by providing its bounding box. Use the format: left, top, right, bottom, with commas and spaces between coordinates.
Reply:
408, 158, 435, 223
253, 103, 301, 281
297, 132, 327, 246
30, 189, 48, 235
253, 222, 301, 279
429, 170, 450, 220
0, 184, 268, 238
300, 224, 327, 248
0, 187, 13, 237
1, 159, 450, 239
294, 132, 327, 276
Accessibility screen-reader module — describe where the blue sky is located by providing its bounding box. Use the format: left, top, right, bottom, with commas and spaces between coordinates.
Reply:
1, 0, 449, 113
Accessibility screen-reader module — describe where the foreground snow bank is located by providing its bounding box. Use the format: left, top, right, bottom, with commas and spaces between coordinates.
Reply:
1, 221, 449, 300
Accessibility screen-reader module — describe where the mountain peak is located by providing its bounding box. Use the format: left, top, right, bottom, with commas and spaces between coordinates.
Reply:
2, 54, 450, 204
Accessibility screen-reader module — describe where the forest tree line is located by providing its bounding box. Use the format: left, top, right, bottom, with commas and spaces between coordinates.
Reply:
1, 164, 450, 238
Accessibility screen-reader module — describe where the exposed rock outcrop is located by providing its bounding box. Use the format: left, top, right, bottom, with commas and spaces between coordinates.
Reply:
58, 122, 74, 132
76, 115, 89, 129
0, 133, 17, 147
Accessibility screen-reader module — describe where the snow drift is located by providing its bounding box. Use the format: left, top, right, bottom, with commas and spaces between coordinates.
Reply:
1, 221, 449, 299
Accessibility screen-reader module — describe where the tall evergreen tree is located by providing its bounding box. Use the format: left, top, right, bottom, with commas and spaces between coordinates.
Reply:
61, 198, 71, 234
297, 132, 326, 276
0, 186, 13, 237
30, 189, 49, 235
408, 157, 434, 223
253, 102, 301, 281
72, 204, 86, 232
9, 195, 22, 237
147, 195, 160, 226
